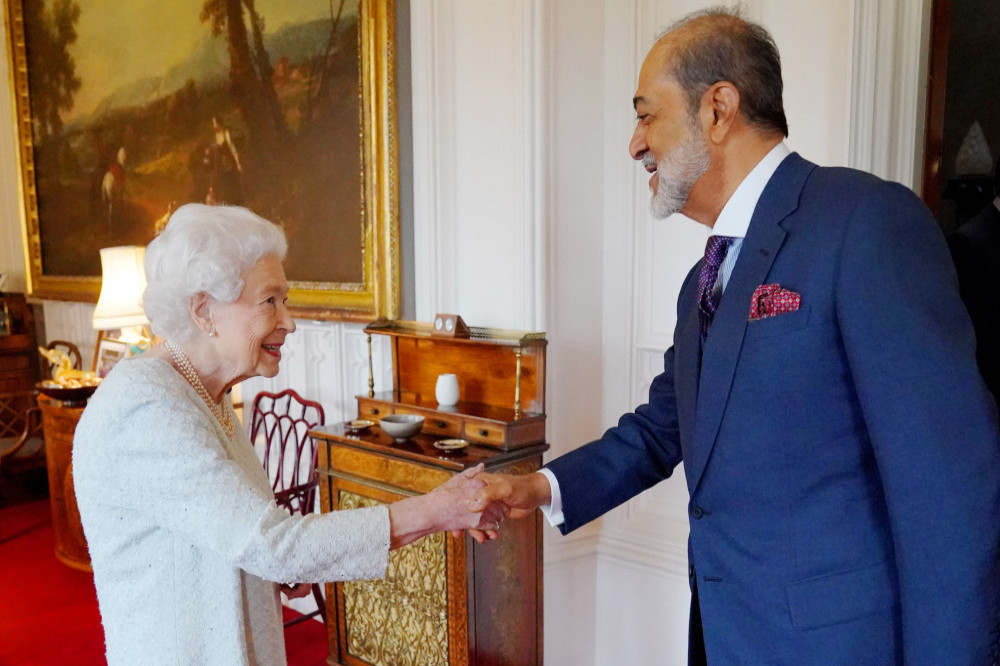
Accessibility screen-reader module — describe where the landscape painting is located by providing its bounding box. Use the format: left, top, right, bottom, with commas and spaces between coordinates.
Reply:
6, 0, 400, 320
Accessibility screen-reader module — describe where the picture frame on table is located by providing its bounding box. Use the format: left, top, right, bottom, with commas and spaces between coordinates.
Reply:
93, 334, 128, 379
4, 0, 401, 321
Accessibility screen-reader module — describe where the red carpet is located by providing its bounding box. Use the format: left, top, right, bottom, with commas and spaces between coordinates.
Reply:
0, 498, 328, 665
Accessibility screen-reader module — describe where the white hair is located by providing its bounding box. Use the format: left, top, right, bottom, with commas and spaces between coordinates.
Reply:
143, 204, 287, 342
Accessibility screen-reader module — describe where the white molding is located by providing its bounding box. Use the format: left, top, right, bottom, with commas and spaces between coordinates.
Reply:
528, 0, 550, 331
597, 530, 689, 583
410, 1, 456, 320
848, 0, 932, 190
601, 0, 641, 427
410, 2, 546, 328
544, 522, 602, 566
38, 301, 97, 364
505, 0, 543, 331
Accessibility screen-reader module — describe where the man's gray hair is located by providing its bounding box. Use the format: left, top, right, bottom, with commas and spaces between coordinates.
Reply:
661, 6, 788, 137
143, 203, 287, 342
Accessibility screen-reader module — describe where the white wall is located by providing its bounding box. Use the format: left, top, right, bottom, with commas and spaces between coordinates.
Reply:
0, 1, 930, 663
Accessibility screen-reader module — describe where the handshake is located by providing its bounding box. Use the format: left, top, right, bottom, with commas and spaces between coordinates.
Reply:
386, 465, 550, 550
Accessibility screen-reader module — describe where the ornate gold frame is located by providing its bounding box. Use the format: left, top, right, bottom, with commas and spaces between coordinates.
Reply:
4, 0, 400, 321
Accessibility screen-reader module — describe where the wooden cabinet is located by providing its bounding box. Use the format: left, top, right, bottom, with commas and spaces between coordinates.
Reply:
38, 395, 91, 571
0, 293, 40, 393
311, 319, 547, 666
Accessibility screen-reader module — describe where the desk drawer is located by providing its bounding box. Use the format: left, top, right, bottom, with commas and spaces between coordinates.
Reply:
464, 421, 507, 447
357, 399, 393, 420
328, 445, 449, 494
416, 411, 462, 437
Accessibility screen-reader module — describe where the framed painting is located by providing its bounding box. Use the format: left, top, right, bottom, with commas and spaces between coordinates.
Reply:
4, 0, 400, 321
93, 333, 127, 378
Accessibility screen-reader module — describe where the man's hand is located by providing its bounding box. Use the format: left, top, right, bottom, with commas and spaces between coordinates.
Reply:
455, 472, 553, 541
469, 471, 552, 517
390, 463, 509, 548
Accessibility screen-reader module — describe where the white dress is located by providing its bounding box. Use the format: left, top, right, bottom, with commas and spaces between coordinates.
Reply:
73, 356, 390, 665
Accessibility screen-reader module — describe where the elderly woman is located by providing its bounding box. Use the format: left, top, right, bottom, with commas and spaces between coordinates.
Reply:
73, 204, 503, 665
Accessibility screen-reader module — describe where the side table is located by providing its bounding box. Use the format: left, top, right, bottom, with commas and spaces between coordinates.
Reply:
312, 424, 546, 666
37, 395, 90, 571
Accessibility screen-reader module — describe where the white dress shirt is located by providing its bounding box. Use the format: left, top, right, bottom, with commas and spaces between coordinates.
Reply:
539, 142, 792, 527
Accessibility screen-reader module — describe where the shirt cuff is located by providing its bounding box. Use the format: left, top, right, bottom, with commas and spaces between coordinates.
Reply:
537, 468, 565, 527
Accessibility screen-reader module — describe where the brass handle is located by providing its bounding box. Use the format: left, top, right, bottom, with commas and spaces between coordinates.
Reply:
371, 408, 379, 415
479, 429, 488, 437
436, 420, 447, 428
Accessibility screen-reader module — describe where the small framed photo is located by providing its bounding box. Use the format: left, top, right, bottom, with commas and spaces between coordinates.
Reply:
93, 334, 128, 378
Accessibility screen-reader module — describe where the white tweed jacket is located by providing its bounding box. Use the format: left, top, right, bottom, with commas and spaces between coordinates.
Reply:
73, 356, 390, 665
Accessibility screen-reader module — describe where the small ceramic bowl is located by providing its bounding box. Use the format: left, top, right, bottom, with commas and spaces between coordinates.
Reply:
378, 414, 425, 442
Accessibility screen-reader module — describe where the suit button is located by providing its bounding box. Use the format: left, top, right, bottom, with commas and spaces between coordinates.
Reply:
688, 565, 694, 578
690, 506, 704, 519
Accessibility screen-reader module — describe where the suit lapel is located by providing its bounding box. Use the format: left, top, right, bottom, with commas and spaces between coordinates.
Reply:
685, 153, 816, 493
675, 279, 701, 446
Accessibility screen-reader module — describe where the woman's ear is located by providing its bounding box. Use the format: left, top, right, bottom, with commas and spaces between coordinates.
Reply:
189, 292, 214, 337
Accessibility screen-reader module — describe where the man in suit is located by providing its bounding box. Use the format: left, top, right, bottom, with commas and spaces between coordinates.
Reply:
949, 158, 1000, 404
470, 8, 1000, 664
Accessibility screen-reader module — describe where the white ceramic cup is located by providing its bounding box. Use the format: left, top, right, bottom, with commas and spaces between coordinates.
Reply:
435, 373, 459, 407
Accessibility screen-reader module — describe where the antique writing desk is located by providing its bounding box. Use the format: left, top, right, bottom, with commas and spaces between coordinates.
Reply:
310, 319, 547, 665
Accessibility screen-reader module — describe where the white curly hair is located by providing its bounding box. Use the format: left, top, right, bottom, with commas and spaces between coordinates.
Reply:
142, 203, 287, 342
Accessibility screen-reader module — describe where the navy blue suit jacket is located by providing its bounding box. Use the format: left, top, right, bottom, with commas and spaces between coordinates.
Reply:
547, 154, 1000, 663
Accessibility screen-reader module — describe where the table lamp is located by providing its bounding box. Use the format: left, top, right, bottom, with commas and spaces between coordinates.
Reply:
92, 246, 150, 362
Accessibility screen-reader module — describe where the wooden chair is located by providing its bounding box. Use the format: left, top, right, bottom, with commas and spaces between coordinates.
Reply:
43, 340, 83, 373
0, 389, 45, 485
248, 388, 326, 626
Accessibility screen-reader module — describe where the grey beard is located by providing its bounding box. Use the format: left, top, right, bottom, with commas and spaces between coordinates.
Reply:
649, 133, 710, 219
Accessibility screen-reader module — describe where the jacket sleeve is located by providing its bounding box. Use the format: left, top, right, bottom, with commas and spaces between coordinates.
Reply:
835, 181, 1000, 662
545, 265, 699, 534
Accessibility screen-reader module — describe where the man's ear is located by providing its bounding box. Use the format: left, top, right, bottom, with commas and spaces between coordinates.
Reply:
703, 81, 741, 144
189, 292, 214, 337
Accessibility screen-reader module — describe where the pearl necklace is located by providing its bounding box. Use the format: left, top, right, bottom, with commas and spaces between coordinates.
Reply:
165, 340, 235, 438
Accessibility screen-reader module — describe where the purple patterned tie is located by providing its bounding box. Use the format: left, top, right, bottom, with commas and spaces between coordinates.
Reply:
698, 235, 736, 338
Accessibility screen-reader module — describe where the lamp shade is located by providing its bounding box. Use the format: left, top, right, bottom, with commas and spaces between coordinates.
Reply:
92, 246, 148, 330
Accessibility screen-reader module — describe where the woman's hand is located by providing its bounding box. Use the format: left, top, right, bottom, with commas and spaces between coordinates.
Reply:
460, 470, 551, 542
387, 464, 508, 549
429, 464, 510, 543
280, 583, 312, 599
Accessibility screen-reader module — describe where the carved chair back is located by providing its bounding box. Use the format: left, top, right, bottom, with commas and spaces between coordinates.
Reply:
44, 340, 83, 372
248, 388, 327, 625
0, 390, 44, 478
248, 388, 326, 516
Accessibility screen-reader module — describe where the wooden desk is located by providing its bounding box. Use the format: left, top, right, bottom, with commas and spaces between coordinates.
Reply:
37, 395, 90, 571
314, 319, 548, 665
312, 424, 546, 666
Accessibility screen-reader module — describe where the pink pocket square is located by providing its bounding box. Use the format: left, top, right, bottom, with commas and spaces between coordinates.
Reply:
749, 284, 801, 321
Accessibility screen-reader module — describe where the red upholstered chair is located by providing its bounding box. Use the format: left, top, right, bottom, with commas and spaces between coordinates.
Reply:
248, 388, 326, 626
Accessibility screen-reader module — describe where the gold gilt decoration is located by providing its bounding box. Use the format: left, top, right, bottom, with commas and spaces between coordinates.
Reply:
340, 491, 449, 665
